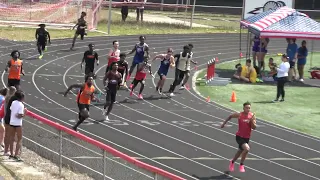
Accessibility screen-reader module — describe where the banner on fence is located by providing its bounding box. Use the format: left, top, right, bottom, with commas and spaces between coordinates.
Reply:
242, 0, 295, 19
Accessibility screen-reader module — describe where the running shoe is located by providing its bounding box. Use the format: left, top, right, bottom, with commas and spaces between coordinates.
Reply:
272, 99, 279, 103
179, 85, 185, 90
158, 88, 162, 95
138, 94, 143, 99
129, 84, 133, 89
105, 115, 109, 121
229, 160, 234, 172
39, 54, 43, 59
169, 93, 175, 97
239, 165, 245, 172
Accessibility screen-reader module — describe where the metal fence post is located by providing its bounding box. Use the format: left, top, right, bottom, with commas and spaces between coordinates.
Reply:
154, 172, 158, 180
59, 130, 62, 176
103, 150, 106, 180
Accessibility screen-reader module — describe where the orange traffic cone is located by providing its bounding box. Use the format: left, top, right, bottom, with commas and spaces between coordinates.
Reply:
230, 91, 237, 102
185, 84, 190, 90
206, 96, 210, 102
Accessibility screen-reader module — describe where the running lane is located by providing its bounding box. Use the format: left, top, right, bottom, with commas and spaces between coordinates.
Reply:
1, 34, 320, 180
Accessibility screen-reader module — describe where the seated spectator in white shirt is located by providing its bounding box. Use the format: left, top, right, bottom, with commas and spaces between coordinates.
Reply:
9, 91, 25, 161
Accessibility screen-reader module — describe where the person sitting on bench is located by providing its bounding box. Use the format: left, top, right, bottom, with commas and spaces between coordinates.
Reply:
233, 59, 257, 83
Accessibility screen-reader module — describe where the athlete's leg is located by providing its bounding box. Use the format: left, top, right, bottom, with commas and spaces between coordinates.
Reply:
180, 70, 190, 89
105, 91, 116, 120
240, 143, 250, 164
128, 62, 137, 79
71, 33, 79, 49
73, 104, 89, 131
138, 80, 145, 99
37, 42, 42, 55
169, 69, 181, 93
130, 79, 139, 96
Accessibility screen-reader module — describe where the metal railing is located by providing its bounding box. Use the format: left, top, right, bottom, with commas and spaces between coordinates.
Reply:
24, 110, 185, 180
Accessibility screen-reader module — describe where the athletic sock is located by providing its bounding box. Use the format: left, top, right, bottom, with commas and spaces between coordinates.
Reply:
240, 163, 244, 165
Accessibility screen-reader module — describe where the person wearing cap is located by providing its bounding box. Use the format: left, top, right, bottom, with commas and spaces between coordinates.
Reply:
81, 44, 99, 80
273, 54, 290, 102
5, 51, 25, 91
70, 12, 87, 50
35, 23, 51, 59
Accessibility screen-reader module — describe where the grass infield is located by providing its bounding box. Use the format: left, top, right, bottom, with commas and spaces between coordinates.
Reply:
196, 53, 320, 137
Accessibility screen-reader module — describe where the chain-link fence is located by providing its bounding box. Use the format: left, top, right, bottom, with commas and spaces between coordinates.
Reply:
24, 111, 184, 180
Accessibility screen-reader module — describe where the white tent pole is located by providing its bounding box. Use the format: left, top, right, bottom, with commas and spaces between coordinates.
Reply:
190, 0, 196, 28
310, 40, 314, 69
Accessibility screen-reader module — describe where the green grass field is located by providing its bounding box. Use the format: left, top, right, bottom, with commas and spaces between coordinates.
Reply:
0, 9, 242, 41
196, 53, 320, 137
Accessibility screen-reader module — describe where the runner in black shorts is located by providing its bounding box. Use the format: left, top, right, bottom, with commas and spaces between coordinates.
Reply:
70, 12, 87, 50
81, 44, 99, 80
117, 53, 129, 88
102, 62, 122, 121
35, 24, 51, 59
64, 75, 96, 131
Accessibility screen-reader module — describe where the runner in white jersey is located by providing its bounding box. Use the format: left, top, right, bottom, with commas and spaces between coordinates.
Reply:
179, 43, 197, 90
168, 45, 191, 97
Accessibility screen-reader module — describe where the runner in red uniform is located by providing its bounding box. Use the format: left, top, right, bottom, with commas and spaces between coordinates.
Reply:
129, 58, 153, 99
221, 101, 256, 173
106, 40, 120, 73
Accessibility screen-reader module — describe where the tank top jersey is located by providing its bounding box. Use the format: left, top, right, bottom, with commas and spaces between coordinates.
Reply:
107, 71, 122, 90
108, 49, 120, 66
8, 59, 22, 80
133, 43, 148, 63
176, 52, 190, 71
158, 55, 171, 75
135, 63, 151, 80
77, 83, 95, 105
236, 112, 254, 139
117, 61, 128, 75
253, 36, 260, 48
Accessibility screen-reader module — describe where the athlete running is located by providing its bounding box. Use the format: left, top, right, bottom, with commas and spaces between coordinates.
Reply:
64, 75, 96, 131
152, 48, 175, 95
168, 45, 191, 97
130, 58, 153, 99
221, 101, 256, 173
5, 50, 25, 91
179, 43, 197, 90
35, 24, 51, 59
106, 40, 120, 73
102, 62, 122, 121
81, 43, 99, 80
70, 12, 87, 50
117, 53, 129, 88
126, 36, 149, 81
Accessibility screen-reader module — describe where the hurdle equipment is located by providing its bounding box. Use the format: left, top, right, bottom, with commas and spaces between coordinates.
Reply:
205, 57, 231, 86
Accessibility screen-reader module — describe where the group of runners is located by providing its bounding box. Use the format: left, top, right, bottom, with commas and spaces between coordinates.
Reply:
1, 11, 257, 171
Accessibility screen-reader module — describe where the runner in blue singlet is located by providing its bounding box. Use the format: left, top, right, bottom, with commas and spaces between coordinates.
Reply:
126, 36, 149, 81
152, 48, 175, 95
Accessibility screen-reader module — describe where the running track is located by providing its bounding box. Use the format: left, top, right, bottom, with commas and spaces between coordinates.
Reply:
1, 34, 320, 180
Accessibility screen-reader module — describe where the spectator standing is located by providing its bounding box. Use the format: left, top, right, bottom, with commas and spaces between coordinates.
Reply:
3, 86, 17, 156
9, 91, 25, 161
0, 88, 8, 151
297, 40, 308, 82
286, 38, 298, 81
273, 54, 290, 102
136, 0, 147, 22
121, 0, 132, 22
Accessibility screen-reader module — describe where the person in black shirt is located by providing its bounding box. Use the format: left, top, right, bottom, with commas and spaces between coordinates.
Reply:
117, 53, 129, 88
35, 24, 51, 59
70, 12, 87, 50
81, 44, 99, 80
102, 62, 122, 121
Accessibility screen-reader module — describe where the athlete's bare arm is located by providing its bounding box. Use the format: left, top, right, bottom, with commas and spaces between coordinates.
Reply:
152, 54, 164, 61
250, 113, 257, 130
221, 113, 240, 128
5, 60, 11, 72
103, 72, 110, 87
127, 45, 136, 55
20, 62, 25, 76
95, 52, 99, 65
35, 29, 39, 40
64, 83, 84, 96
124, 62, 129, 77
170, 56, 175, 67
46, 30, 51, 44
145, 46, 150, 58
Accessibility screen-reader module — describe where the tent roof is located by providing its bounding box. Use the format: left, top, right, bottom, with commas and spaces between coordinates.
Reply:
249, 12, 320, 40
240, 6, 296, 27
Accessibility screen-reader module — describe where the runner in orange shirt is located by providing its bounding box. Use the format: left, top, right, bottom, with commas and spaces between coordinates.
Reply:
5, 50, 25, 90
64, 74, 97, 131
